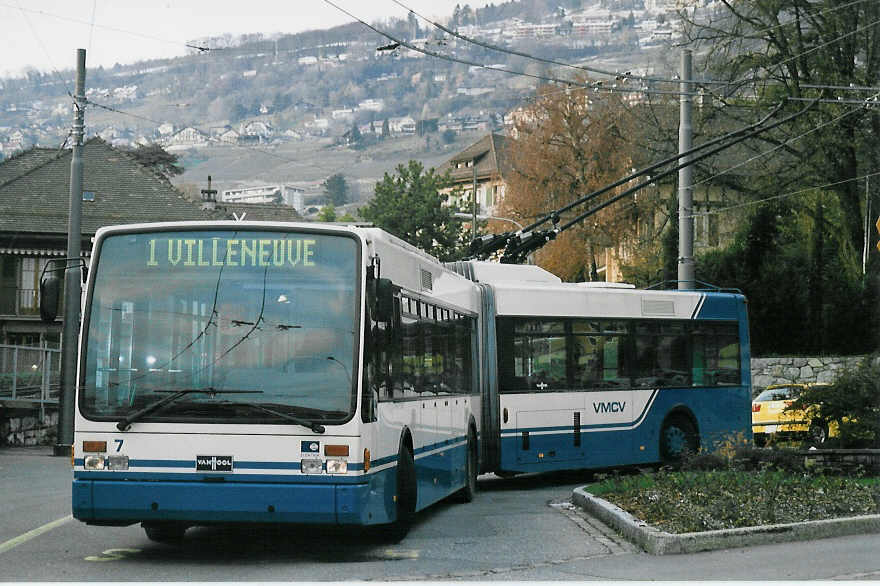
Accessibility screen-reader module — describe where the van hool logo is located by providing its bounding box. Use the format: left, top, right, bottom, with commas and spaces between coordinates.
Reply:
196, 455, 233, 472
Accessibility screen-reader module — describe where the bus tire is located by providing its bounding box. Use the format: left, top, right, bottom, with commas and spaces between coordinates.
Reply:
142, 522, 187, 543
660, 414, 698, 464
454, 428, 478, 503
386, 443, 416, 542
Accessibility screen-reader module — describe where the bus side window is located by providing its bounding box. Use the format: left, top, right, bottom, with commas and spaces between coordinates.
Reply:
691, 323, 741, 387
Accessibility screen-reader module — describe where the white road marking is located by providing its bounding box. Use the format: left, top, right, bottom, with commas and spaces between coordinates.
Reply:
0, 515, 73, 555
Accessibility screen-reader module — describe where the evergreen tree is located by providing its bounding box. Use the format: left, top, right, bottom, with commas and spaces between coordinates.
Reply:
125, 143, 184, 180
322, 174, 349, 206
361, 161, 467, 261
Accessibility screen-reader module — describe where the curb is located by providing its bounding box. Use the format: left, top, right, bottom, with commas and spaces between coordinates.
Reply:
571, 487, 880, 555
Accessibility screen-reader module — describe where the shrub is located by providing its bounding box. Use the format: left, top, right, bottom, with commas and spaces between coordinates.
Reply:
791, 356, 880, 448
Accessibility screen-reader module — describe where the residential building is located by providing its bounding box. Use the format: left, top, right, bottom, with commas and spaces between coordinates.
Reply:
164, 126, 208, 150
0, 139, 307, 347
221, 184, 305, 211
0, 138, 210, 346
437, 133, 513, 218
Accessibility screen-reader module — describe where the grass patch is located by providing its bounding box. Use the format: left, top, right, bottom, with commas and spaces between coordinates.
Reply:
585, 448, 880, 534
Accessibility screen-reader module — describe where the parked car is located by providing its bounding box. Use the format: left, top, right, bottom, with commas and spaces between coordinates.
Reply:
752, 383, 836, 446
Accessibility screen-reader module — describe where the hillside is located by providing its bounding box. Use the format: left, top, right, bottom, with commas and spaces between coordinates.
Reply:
1, 0, 681, 204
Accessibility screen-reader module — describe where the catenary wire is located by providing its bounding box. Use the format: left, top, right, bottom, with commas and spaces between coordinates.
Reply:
692, 92, 880, 190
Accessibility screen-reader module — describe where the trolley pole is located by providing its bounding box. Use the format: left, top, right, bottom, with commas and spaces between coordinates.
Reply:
54, 49, 86, 456
677, 49, 695, 290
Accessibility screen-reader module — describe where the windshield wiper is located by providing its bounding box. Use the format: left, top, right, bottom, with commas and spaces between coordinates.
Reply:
220, 401, 326, 434
116, 388, 262, 431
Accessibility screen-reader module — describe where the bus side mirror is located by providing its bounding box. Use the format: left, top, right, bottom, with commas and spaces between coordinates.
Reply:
376, 278, 394, 323
40, 273, 61, 323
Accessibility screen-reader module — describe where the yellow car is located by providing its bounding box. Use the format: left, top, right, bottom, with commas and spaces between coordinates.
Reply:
752, 383, 836, 446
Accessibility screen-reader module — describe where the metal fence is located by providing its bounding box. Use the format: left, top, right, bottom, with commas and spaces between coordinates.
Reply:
0, 344, 61, 418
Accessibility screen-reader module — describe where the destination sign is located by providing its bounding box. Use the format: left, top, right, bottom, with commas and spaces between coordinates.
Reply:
146, 237, 317, 268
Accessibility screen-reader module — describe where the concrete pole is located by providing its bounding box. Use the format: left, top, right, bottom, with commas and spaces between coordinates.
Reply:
677, 49, 695, 290
54, 49, 86, 456
472, 163, 478, 240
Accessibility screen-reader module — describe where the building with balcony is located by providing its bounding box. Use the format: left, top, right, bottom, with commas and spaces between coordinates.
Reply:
437, 133, 513, 219
0, 138, 211, 347
221, 184, 305, 211
0, 139, 309, 348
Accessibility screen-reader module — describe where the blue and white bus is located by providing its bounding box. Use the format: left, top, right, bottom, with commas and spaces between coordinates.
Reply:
449, 261, 752, 476
54, 221, 751, 542
61, 222, 481, 542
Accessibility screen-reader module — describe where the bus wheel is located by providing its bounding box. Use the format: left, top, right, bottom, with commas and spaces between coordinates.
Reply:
660, 415, 698, 464
454, 429, 478, 503
386, 445, 416, 542
142, 522, 187, 543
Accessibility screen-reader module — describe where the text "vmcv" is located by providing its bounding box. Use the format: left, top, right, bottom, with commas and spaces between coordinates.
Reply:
593, 401, 626, 413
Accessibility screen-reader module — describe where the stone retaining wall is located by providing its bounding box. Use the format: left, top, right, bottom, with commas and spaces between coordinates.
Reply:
751, 356, 864, 392
0, 410, 58, 446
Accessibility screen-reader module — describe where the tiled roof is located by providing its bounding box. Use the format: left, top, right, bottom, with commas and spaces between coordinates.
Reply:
438, 133, 514, 183
0, 137, 209, 237
203, 201, 304, 222
0, 147, 60, 186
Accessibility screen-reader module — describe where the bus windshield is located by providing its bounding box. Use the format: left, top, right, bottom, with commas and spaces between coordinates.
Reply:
80, 229, 359, 425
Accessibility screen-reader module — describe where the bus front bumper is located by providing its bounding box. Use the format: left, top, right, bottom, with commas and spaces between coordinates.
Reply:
73, 477, 390, 526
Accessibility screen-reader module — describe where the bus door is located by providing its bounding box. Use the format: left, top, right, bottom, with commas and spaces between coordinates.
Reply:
501, 319, 586, 467
571, 319, 634, 467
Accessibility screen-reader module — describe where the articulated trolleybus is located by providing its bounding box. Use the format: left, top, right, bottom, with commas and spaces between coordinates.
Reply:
64, 221, 481, 542
59, 220, 751, 542
450, 261, 752, 477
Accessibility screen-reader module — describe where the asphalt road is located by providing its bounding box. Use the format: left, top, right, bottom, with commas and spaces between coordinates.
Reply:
2, 446, 880, 581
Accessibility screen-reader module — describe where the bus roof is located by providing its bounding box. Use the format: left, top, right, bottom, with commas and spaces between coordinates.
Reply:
488, 279, 742, 321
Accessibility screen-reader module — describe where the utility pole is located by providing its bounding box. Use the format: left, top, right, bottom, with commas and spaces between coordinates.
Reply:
677, 49, 695, 290
55, 49, 86, 456
472, 162, 478, 239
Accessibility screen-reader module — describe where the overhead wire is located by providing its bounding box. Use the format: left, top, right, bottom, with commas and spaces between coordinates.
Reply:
10, 0, 72, 94
692, 170, 880, 218
392, 0, 880, 100
321, 0, 710, 99
389, 0, 696, 87
0, 1, 208, 53
692, 92, 880, 191
482, 98, 821, 263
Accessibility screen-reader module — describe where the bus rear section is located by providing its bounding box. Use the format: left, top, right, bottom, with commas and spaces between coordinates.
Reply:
478, 275, 751, 476
70, 222, 479, 541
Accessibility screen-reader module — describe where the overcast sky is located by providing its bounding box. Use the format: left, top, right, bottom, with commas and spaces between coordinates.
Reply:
0, 0, 489, 78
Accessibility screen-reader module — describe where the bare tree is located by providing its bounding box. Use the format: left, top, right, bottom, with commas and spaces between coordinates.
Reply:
679, 0, 880, 255
501, 80, 660, 281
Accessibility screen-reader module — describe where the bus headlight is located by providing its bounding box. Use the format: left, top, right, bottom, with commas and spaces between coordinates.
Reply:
84, 455, 105, 470
107, 455, 129, 471
325, 458, 348, 474
301, 458, 323, 474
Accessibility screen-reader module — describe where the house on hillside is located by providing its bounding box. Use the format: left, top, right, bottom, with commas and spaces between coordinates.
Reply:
437, 133, 513, 219
239, 121, 273, 143
217, 127, 241, 145
164, 126, 208, 150
389, 116, 416, 135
